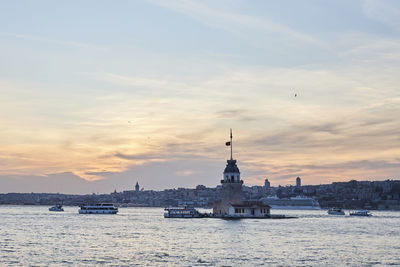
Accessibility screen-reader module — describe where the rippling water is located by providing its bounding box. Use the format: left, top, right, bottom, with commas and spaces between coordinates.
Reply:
1, 206, 400, 266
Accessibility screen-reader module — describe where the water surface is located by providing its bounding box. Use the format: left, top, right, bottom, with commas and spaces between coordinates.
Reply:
1, 206, 399, 266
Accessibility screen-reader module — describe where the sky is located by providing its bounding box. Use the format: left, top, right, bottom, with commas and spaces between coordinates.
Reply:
1, 0, 400, 194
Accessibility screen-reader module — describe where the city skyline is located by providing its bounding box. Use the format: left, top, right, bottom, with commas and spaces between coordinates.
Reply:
1, 0, 400, 193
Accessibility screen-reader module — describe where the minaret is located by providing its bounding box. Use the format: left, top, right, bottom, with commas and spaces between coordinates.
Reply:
264, 178, 271, 195
135, 181, 140, 192
264, 178, 270, 189
296, 177, 301, 187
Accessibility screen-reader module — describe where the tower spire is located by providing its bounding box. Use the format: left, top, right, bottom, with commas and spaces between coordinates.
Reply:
230, 128, 233, 160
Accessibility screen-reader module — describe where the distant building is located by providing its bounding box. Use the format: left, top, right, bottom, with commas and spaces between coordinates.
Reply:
264, 178, 271, 195
196, 185, 206, 190
135, 182, 140, 192
296, 177, 301, 187
213, 130, 270, 217
264, 178, 270, 190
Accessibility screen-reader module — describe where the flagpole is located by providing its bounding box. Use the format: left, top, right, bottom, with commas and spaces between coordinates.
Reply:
230, 128, 233, 160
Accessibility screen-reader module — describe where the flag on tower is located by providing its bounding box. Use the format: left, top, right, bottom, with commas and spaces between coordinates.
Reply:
226, 141, 231, 146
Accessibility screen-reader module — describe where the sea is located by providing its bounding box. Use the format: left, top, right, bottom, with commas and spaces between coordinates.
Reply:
1, 206, 399, 266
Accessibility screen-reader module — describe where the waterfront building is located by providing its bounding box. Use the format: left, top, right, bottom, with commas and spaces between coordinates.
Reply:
213, 130, 270, 217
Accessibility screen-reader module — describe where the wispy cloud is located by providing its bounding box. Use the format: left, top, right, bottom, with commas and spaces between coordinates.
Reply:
175, 170, 196, 176
147, 0, 322, 45
337, 32, 400, 66
101, 73, 188, 93
362, 0, 400, 31
1, 33, 106, 50
3, 62, 400, 185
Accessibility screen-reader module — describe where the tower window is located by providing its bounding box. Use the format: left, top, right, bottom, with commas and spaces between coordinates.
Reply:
231, 175, 234, 181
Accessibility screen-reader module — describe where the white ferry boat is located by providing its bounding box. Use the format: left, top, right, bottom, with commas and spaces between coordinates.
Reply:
78, 203, 118, 214
49, 204, 64, 212
164, 206, 202, 218
350, 210, 372, 216
327, 207, 345, 215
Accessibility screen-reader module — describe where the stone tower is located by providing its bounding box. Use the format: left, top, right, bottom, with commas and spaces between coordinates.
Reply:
213, 129, 244, 215
221, 159, 243, 205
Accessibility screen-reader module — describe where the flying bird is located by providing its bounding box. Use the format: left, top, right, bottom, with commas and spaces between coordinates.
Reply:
294, 93, 297, 97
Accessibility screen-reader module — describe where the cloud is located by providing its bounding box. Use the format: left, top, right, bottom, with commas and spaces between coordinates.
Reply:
2, 33, 106, 50
337, 32, 400, 66
84, 171, 121, 176
2, 63, 400, 189
175, 170, 197, 176
147, 0, 321, 45
0, 156, 223, 193
2, 0, 400, 194
215, 109, 247, 119
303, 160, 400, 171
249, 106, 400, 155
99, 157, 223, 191
101, 73, 188, 93
114, 152, 161, 161
0, 172, 93, 194
362, 0, 400, 31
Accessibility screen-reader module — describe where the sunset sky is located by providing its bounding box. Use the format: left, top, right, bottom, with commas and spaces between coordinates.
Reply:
1, 0, 400, 193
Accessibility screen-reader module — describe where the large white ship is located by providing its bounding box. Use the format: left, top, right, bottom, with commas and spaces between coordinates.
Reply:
260, 195, 321, 210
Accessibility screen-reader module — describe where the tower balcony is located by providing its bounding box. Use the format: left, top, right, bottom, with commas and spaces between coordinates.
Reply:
221, 179, 243, 184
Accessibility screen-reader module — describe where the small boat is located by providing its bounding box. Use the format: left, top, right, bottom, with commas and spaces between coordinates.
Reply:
327, 207, 345, 215
49, 204, 64, 212
164, 206, 202, 218
350, 210, 372, 216
78, 203, 118, 214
